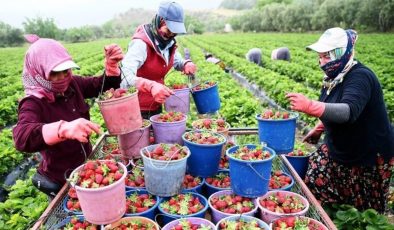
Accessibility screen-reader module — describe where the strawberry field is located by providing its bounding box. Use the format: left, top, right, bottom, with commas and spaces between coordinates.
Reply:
0, 33, 393, 229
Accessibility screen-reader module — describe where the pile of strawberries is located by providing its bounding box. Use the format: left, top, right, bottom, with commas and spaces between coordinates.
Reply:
260, 109, 290, 120
171, 83, 188, 89
160, 193, 205, 215
125, 167, 145, 188
218, 218, 264, 230
111, 218, 158, 229
155, 111, 185, 122
205, 172, 231, 189
169, 219, 212, 230
269, 170, 293, 190
65, 188, 81, 212
272, 216, 327, 230
287, 149, 309, 157
63, 217, 97, 229
183, 174, 202, 190
71, 160, 124, 188
143, 144, 188, 161
210, 194, 255, 214
125, 192, 156, 214
259, 191, 306, 214
100, 87, 136, 101
192, 81, 216, 91
192, 118, 228, 132
231, 145, 271, 161
184, 131, 225, 145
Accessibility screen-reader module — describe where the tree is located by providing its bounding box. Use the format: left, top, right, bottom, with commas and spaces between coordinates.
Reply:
22, 17, 59, 39
220, 0, 258, 10
0, 22, 24, 47
185, 15, 205, 34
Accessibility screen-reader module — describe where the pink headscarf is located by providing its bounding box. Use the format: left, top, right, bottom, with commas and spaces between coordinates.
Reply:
22, 34, 74, 102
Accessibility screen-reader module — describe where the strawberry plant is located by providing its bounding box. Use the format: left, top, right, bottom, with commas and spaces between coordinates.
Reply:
98, 87, 137, 101
143, 143, 188, 161
230, 145, 271, 161
192, 81, 216, 91
210, 194, 255, 214
259, 191, 307, 214
183, 131, 225, 145
125, 167, 145, 188
183, 174, 203, 190
165, 70, 189, 90
69, 160, 124, 188
272, 216, 327, 230
125, 191, 157, 214
169, 219, 213, 230
62, 217, 97, 230
160, 193, 205, 216
154, 111, 185, 122
192, 118, 229, 132
218, 218, 265, 230
205, 172, 231, 189
287, 142, 311, 157
269, 170, 293, 190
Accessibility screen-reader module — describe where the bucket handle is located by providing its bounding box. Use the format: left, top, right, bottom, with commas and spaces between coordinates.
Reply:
143, 146, 188, 170
99, 65, 131, 98
63, 142, 89, 185
246, 163, 270, 181
154, 213, 184, 226
119, 129, 145, 152
166, 93, 189, 112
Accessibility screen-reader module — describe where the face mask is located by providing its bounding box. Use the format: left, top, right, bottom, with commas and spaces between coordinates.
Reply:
51, 74, 71, 93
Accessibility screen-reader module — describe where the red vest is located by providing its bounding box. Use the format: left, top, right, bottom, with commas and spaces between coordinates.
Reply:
132, 25, 177, 111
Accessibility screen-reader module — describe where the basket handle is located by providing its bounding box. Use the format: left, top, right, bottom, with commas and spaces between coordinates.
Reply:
247, 163, 270, 181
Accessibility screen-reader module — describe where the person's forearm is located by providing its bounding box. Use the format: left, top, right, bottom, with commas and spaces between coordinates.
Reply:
320, 103, 350, 123
173, 51, 185, 71
120, 40, 147, 88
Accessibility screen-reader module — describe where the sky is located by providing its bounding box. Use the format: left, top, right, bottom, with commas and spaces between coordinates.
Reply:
0, 0, 222, 29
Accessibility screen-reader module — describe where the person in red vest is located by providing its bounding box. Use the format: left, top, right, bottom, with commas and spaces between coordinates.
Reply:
121, 1, 197, 118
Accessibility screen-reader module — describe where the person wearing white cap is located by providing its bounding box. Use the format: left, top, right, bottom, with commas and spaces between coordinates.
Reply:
285, 27, 394, 213
121, 1, 197, 118
271, 47, 290, 62
12, 34, 124, 198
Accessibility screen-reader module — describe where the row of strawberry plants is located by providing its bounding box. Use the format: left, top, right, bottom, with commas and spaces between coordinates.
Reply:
199, 37, 323, 90
181, 36, 318, 126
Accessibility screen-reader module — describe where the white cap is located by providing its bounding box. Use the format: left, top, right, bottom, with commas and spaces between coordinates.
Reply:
306, 27, 348, 53
52, 60, 80, 72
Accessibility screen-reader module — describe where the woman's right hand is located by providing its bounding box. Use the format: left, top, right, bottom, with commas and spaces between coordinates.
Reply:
303, 121, 324, 144
59, 118, 101, 143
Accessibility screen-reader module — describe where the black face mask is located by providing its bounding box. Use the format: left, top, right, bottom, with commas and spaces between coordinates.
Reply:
147, 15, 175, 50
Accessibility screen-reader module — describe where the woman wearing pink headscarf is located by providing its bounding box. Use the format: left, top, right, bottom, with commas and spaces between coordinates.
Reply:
13, 35, 124, 198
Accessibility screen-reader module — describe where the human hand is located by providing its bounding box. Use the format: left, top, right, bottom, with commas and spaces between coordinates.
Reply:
183, 61, 197, 75
104, 44, 124, 76
303, 121, 324, 144
285, 93, 325, 117
150, 82, 174, 103
59, 118, 101, 143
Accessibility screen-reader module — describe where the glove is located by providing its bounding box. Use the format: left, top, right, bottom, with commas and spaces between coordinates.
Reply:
285, 93, 325, 117
42, 119, 101, 145
183, 60, 197, 75
104, 44, 124, 76
136, 77, 174, 103
303, 121, 325, 144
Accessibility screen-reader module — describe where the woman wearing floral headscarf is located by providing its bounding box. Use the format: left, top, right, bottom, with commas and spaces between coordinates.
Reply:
286, 27, 394, 212
13, 34, 124, 198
